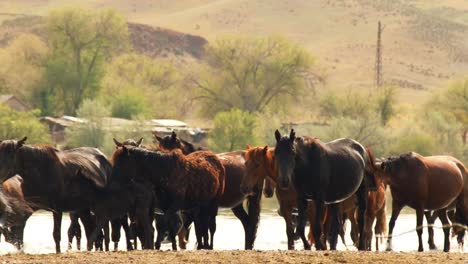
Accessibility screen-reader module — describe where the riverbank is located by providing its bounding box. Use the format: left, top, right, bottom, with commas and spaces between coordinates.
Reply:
1, 250, 466, 264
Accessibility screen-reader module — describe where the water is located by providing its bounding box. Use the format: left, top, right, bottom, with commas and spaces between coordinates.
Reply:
1, 202, 466, 254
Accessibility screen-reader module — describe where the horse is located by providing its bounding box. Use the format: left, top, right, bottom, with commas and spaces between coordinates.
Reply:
274, 129, 378, 250
153, 132, 264, 250
0, 137, 112, 253
155, 131, 205, 154
362, 172, 387, 251
378, 152, 468, 252
110, 145, 225, 250
0, 175, 33, 249
241, 145, 317, 249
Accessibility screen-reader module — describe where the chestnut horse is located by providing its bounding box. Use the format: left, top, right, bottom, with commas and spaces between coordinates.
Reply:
362, 174, 387, 251
110, 146, 225, 250
274, 130, 378, 250
241, 146, 317, 249
379, 152, 468, 252
0, 138, 112, 253
155, 132, 263, 250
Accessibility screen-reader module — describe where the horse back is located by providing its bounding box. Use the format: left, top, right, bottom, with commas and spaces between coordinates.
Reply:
184, 151, 225, 201
217, 152, 246, 208
60, 147, 111, 189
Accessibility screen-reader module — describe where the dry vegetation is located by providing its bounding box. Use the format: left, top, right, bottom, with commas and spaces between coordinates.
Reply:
0, 250, 467, 264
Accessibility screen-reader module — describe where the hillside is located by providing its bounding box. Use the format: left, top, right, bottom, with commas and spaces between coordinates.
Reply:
0, 15, 207, 60
2, 0, 468, 105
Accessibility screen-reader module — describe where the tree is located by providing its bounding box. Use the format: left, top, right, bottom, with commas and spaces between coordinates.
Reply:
192, 35, 314, 116
208, 109, 257, 152
428, 78, 468, 145
0, 34, 48, 103
100, 53, 182, 119
0, 105, 50, 143
42, 7, 129, 115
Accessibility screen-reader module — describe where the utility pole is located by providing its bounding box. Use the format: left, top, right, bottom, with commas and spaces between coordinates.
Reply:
375, 21, 384, 88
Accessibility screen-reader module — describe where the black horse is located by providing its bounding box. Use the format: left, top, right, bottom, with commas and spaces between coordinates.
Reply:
0, 137, 112, 253
274, 129, 377, 250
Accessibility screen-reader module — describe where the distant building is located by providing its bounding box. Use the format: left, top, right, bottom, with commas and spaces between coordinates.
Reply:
0, 95, 30, 112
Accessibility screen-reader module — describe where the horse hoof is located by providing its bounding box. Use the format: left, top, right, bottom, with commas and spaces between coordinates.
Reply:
418, 247, 424, 252
385, 247, 392, 252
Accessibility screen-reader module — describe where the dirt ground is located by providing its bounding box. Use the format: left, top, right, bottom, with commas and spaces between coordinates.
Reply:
0, 250, 467, 264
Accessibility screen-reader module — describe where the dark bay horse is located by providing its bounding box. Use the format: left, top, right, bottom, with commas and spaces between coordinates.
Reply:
154, 132, 263, 250
378, 152, 468, 252
0, 137, 112, 253
110, 146, 225, 250
0, 175, 33, 249
274, 130, 378, 250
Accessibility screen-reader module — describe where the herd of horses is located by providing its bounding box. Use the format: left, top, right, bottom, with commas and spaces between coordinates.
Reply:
0, 129, 466, 254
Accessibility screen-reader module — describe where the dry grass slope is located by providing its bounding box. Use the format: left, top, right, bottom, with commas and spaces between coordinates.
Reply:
2, 0, 468, 106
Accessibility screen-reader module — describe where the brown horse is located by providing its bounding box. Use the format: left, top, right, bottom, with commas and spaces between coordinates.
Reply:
154, 132, 263, 250
0, 175, 33, 249
379, 152, 468, 252
0, 137, 112, 253
110, 146, 225, 250
362, 173, 387, 251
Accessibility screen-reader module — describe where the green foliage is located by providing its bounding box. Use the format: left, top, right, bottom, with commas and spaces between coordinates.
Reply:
0, 105, 50, 143
387, 125, 437, 156
65, 99, 110, 149
192, 35, 314, 117
0, 34, 48, 104
319, 90, 374, 120
376, 86, 398, 125
101, 53, 182, 118
254, 109, 284, 146
208, 109, 258, 152
109, 89, 150, 119
40, 7, 129, 115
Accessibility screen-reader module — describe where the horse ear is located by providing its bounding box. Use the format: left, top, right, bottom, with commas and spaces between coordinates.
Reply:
136, 137, 143, 147
17, 136, 27, 148
122, 145, 129, 155
171, 131, 177, 140
154, 134, 162, 142
274, 130, 281, 143
290, 129, 296, 141
380, 162, 386, 171
263, 146, 268, 155
246, 144, 252, 150
113, 138, 123, 147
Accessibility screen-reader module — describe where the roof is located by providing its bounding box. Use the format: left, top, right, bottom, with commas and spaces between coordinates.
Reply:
0, 94, 30, 111
150, 119, 188, 127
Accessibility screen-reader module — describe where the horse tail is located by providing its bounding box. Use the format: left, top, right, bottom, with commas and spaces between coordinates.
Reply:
246, 180, 263, 249
364, 147, 380, 190
321, 206, 328, 225
375, 199, 387, 240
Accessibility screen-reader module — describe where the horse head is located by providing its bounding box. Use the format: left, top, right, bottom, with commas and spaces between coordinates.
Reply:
0, 137, 27, 182
241, 145, 273, 196
274, 129, 296, 189
378, 152, 414, 184
155, 131, 183, 152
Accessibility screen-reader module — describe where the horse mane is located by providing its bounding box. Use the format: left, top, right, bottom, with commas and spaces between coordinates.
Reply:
17, 144, 60, 163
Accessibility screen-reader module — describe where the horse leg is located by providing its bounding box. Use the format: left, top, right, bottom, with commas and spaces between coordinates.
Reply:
68, 212, 78, 251
246, 182, 262, 249
296, 197, 312, 250
424, 211, 437, 250
374, 204, 386, 252
386, 201, 403, 251
87, 217, 106, 251
415, 208, 424, 252
356, 185, 367, 251
110, 218, 122, 251
52, 211, 63, 253
231, 204, 250, 249
328, 203, 340, 250
281, 200, 296, 250
103, 221, 110, 251
311, 199, 324, 250
437, 209, 451, 252
193, 208, 204, 250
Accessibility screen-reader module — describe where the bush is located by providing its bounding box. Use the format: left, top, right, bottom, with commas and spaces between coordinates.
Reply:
0, 105, 50, 143
65, 99, 110, 150
110, 89, 150, 119
208, 109, 257, 152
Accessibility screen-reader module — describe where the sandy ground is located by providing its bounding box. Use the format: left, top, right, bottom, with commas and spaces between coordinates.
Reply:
0, 250, 467, 264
